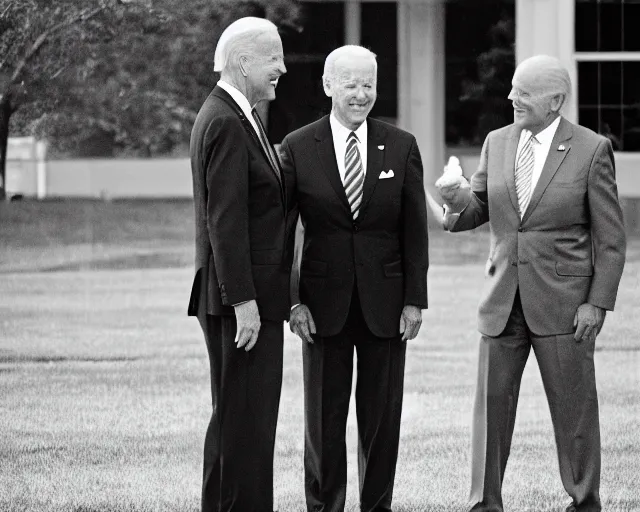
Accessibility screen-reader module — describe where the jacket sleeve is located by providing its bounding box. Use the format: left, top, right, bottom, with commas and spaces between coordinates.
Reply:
205, 115, 256, 306
449, 134, 490, 232
279, 137, 302, 308
402, 137, 430, 309
586, 138, 627, 310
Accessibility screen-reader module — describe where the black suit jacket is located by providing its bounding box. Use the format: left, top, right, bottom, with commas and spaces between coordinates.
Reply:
188, 86, 291, 323
280, 116, 429, 338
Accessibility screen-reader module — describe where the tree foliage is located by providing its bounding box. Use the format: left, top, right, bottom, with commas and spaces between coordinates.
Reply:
2, 0, 301, 160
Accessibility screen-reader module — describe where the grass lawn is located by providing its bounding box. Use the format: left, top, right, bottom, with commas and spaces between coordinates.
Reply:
1, 199, 639, 511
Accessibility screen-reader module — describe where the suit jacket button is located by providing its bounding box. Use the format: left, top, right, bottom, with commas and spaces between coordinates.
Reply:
518, 227, 524, 232
353, 223, 359, 233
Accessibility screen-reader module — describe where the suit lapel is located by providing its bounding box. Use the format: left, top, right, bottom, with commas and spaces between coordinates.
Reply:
212, 87, 283, 190
315, 117, 351, 213
502, 125, 521, 214
359, 119, 386, 218
521, 117, 573, 223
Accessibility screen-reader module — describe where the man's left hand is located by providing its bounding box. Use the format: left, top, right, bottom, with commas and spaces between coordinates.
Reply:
399, 305, 423, 341
573, 303, 606, 342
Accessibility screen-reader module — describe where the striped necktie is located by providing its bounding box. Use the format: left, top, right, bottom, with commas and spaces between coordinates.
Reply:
251, 108, 281, 180
344, 132, 364, 219
514, 132, 537, 216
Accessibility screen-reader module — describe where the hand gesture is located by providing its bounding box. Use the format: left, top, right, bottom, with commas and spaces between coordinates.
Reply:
289, 304, 316, 344
234, 300, 261, 351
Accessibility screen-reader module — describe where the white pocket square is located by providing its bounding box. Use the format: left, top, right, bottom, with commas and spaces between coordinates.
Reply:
379, 170, 394, 179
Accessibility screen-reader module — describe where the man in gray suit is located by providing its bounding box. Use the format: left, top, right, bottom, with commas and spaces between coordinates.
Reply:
437, 55, 626, 512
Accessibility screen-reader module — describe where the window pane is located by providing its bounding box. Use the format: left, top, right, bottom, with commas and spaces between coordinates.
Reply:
599, 1, 623, 51
362, 2, 397, 120
623, 3, 640, 51
575, 1, 599, 51
623, 105, 640, 150
577, 62, 599, 106
579, 107, 599, 134
600, 61, 622, 105
623, 62, 640, 105
600, 107, 623, 149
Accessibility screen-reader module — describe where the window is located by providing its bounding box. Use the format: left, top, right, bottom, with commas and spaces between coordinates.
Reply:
575, 0, 640, 151
577, 61, 640, 150
575, 0, 640, 52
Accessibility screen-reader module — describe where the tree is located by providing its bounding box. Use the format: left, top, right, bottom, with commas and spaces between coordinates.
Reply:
0, 0, 301, 198
0, 0, 158, 198
458, 15, 515, 145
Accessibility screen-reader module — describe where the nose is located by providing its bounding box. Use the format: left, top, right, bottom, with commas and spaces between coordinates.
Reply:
356, 87, 366, 100
278, 59, 287, 75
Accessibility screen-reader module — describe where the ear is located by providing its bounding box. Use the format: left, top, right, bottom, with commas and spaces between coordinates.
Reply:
239, 55, 249, 77
550, 93, 564, 113
322, 76, 332, 98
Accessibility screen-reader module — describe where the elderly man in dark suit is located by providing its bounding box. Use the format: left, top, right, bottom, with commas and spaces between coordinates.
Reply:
280, 45, 430, 512
437, 55, 627, 512
188, 17, 288, 512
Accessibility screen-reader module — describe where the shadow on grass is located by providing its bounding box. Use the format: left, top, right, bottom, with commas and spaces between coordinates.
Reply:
0, 353, 142, 364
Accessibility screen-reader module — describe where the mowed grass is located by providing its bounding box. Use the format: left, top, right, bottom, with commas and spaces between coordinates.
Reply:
1, 199, 639, 512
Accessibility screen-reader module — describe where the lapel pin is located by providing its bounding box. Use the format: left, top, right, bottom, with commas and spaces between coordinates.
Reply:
378, 145, 384, 150
558, 144, 566, 151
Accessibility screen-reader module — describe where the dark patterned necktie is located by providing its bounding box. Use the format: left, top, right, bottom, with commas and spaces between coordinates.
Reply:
344, 132, 364, 219
251, 108, 281, 179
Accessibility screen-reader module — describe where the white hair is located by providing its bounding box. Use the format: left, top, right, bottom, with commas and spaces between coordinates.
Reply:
519, 55, 572, 105
323, 45, 377, 80
214, 17, 279, 73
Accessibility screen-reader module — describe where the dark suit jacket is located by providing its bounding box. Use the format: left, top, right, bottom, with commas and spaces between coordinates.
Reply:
280, 116, 429, 338
451, 117, 627, 336
188, 86, 291, 323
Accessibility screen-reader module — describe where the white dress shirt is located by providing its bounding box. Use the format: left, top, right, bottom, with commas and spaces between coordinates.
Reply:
516, 115, 561, 194
329, 112, 368, 183
217, 80, 260, 136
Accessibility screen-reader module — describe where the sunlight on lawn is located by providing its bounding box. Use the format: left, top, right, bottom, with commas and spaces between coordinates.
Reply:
1, 264, 638, 512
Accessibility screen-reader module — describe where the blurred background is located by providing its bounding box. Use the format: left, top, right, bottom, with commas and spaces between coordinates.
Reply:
1, 0, 639, 233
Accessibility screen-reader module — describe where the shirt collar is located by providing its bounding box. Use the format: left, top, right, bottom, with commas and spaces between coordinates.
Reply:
530, 116, 561, 145
330, 112, 368, 144
217, 80, 253, 119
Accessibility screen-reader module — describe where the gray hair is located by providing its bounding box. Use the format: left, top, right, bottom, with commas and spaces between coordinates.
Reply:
323, 45, 377, 80
519, 55, 572, 106
214, 17, 279, 73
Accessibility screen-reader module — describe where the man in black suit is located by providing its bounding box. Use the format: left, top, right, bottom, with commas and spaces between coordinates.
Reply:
280, 45, 430, 512
188, 17, 288, 512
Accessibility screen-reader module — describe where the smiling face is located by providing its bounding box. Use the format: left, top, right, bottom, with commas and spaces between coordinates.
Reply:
324, 54, 377, 131
508, 61, 563, 134
243, 30, 286, 105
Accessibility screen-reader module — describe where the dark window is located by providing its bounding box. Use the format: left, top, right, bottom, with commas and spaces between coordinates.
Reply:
577, 61, 640, 150
445, 0, 515, 147
576, 0, 640, 52
268, 2, 344, 142
361, 2, 398, 122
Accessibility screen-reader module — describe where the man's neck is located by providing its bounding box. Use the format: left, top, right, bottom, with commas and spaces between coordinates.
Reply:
530, 113, 560, 136
220, 75, 253, 106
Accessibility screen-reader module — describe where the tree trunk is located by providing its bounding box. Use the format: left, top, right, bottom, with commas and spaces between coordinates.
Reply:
0, 93, 13, 201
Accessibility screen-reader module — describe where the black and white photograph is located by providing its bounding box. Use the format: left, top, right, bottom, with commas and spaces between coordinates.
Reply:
1, 1, 638, 511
